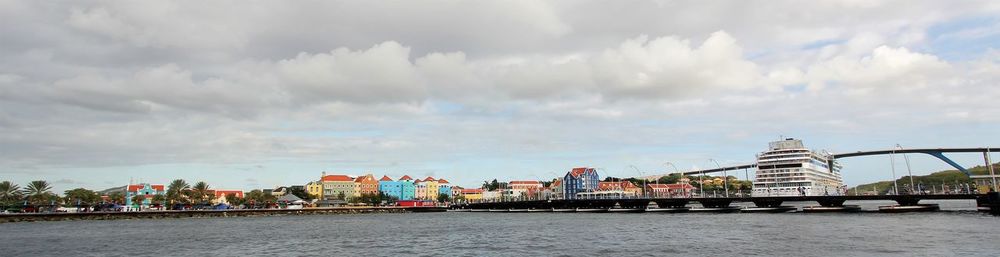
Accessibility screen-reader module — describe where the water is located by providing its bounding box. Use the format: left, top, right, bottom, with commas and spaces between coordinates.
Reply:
2, 200, 999, 256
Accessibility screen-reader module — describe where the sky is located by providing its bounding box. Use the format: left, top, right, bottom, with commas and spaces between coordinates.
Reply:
2, 0, 1000, 193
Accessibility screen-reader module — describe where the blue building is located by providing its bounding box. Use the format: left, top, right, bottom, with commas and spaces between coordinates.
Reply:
437, 179, 452, 198
563, 167, 600, 199
398, 175, 416, 200
378, 176, 402, 200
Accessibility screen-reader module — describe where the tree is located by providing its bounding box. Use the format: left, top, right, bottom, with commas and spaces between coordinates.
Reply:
289, 187, 313, 201
437, 193, 451, 203
167, 179, 190, 205
0, 181, 21, 205
224, 193, 242, 206
336, 191, 346, 200
24, 180, 52, 205
107, 191, 125, 204
131, 194, 146, 210
657, 174, 684, 184
151, 194, 166, 208
192, 181, 211, 204
63, 188, 100, 206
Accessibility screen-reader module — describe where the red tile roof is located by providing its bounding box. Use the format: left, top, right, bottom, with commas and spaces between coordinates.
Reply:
379, 175, 393, 182
321, 175, 354, 182
460, 188, 484, 194
126, 184, 165, 192
399, 175, 413, 181
437, 179, 449, 184
568, 167, 593, 178
509, 181, 541, 185
213, 190, 244, 198
424, 176, 435, 181
355, 174, 376, 183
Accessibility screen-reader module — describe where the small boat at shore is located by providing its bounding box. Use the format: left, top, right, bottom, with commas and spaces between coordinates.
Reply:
607, 208, 645, 213
878, 204, 939, 213
575, 208, 608, 213
527, 208, 550, 212
802, 205, 862, 213
508, 209, 530, 213
488, 209, 508, 212
551, 208, 576, 213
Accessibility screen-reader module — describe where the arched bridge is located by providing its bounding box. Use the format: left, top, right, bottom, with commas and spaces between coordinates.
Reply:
676, 147, 998, 177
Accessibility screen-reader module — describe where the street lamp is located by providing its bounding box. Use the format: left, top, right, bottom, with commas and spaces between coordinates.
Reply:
663, 162, 680, 198
629, 165, 646, 198
710, 159, 729, 197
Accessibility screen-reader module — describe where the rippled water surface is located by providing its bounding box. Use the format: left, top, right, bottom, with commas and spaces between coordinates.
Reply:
2, 200, 999, 256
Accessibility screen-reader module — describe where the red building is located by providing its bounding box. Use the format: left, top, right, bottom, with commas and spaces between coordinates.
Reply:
397, 200, 436, 207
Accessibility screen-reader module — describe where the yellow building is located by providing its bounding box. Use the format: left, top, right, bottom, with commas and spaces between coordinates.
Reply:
418, 177, 440, 200
460, 188, 484, 202
306, 181, 323, 199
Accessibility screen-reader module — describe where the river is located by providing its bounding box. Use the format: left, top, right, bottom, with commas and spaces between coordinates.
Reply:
1, 200, 998, 256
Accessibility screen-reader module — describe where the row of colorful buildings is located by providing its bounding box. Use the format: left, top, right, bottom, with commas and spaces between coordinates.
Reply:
122, 183, 245, 207
305, 173, 454, 201
120, 167, 700, 207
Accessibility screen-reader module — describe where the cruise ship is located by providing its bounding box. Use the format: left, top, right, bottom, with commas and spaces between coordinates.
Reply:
752, 138, 844, 197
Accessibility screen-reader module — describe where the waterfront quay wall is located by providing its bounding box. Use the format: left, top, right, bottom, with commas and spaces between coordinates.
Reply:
0, 207, 444, 223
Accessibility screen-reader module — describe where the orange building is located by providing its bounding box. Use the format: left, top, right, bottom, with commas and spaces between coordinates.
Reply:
355, 174, 379, 196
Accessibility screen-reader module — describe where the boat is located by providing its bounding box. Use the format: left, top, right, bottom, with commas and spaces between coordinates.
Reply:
508, 209, 530, 213
802, 205, 862, 213
487, 209, 509, 212
752, 138, 845, 197
575, 208, 609, 213
551, 208, 576, 212
527, 208, 550, 212
607, 208, 645, 213
742, 206, 797, 213
878, 204, 939, 213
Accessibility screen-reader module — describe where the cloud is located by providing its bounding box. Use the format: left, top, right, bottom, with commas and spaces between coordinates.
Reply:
1, 1, 999, 191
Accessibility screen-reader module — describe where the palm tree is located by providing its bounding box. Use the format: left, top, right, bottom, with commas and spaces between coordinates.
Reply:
166, 179, 190, 206
0, 181, 21, 205
24, 180, 52, 205
151, 194, 166, 209
192, 181, 210, 204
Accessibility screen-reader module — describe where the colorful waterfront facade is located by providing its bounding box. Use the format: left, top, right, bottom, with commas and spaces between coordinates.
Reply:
378, 176, 403, 200
306, 181, 323, 199
437, 179, 452, 198
355, 174, 379, 197
399, 175, 416, 200
320, 173, 356, 200
563, 167, 600, 199
125, 183, 165, 207
416, 177, 440, 200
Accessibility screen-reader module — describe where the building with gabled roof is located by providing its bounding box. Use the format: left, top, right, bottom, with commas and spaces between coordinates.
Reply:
125, 183, 165, 207
354, 174, 379, 197
319, 172, 356, 200
563, 167, 600, 199
378, 175, 403, 200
